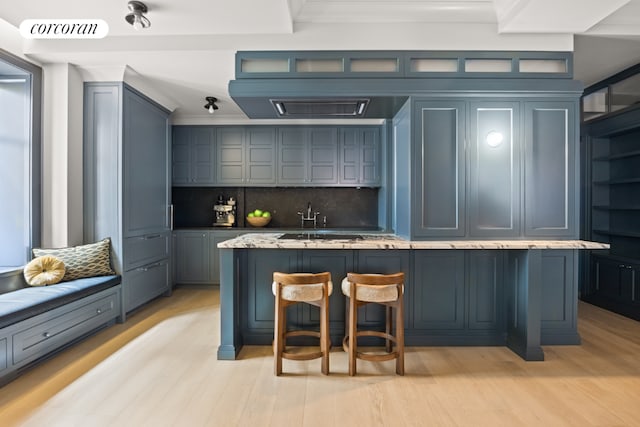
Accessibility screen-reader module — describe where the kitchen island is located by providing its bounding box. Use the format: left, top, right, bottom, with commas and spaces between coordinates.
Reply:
217, 233, 608, 361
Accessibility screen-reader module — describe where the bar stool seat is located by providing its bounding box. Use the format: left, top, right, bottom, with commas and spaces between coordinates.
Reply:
272, 272, 332, 376
342, 272, 405, 376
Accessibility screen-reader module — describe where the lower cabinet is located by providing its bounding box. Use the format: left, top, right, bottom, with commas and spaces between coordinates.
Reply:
174, 230, 242, 285
125, 259, 170, 312
583, 254, 640, 321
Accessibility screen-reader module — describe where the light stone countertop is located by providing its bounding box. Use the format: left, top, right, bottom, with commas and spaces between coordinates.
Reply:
217, 233, 610, 250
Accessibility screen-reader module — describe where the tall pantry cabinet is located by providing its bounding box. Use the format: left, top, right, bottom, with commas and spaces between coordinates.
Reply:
84, 83, 172, 318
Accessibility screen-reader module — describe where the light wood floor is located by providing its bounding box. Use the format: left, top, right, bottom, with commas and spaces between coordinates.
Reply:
2, 286, 640, 427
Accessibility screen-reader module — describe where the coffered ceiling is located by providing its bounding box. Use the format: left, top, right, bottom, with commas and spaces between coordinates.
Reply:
1, 0, 639, 122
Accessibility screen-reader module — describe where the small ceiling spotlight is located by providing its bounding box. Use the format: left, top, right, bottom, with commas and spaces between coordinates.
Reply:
125, 1, 151, 30
204, 97, 219, 114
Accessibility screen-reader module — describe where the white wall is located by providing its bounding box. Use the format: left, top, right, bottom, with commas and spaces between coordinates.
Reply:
41, 62, 83, 248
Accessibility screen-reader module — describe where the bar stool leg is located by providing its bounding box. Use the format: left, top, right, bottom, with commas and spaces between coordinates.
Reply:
348, 293, 357, 376
385, 305, 392, 353
396, 299, 405, 376
274, 296, 285, 376
320, 293, 330, 375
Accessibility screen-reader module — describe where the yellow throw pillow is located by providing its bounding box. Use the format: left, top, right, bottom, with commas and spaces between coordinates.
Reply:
24, 255, 66, 286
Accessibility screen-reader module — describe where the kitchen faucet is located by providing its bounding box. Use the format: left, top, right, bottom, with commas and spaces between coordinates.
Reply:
298, 202, 321, 228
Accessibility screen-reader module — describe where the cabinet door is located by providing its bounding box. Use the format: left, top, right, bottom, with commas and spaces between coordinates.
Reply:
176, 231, 210, 284
245, 250, 299, 331
216, 127, 245, 184
123, 87, 170, 237
125, 259, 170, 312
191, 127, 216, 184
245, 127, 276, 185
469, 102, 520, 237
524, 101, 577, 237
360, 128, 381, 185
413, 100, 466, 237
356, 250, 411, 328
339, 127, 381, 186
300, 250, 354, 334
468, 251, 504, 331
278, 128, 307, 184
540, 250, 576, 332
593, 256, 622, 300
172, 127, 190, 185
413, 251, 465, 330
308, 128, 338, 184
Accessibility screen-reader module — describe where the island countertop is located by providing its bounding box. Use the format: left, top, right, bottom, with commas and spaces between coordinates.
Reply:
217, 232, 610, 250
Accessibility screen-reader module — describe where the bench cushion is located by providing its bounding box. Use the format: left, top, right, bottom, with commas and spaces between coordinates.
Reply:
0, 275, 121, 329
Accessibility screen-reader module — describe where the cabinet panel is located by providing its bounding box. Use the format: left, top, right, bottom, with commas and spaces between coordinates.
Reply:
339, 127, 381, 186
300, 250, 353, 332
540, 251, 575, 330
191, 127, 215, 184
356, 250, 411, 328
171, 127, 190, 185
123, 88, 170, 236
0, 338, 6, 373
211, 231, 242, 285
525, 102, 576, 237
217, 127, 245, 184
176, 231, 210, 284
468, 251, 504, 330
413, 251, 465, 329
469, 103, 520, 237
278, 128, 307, 184
125, 259, 170, 312
413, 101, 466, 237
123, 232, 170, 271
245, 127, 276, 184
245, 250, 299, 330
309, 128, 338, 184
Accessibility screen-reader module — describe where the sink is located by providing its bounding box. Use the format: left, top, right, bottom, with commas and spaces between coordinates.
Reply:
278, 233, 363, 240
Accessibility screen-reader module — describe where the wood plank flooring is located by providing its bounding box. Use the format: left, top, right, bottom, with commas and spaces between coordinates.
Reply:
1, 285, 640, 426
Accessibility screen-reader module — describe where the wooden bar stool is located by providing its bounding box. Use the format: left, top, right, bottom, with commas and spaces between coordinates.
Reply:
272, 272, 332, 376
341, 272, 405, 376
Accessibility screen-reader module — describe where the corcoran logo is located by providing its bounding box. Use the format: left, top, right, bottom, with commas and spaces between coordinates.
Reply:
19, 19, 109, 39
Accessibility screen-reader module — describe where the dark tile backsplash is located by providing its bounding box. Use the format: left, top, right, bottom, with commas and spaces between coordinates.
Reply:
172, 187, 379, 229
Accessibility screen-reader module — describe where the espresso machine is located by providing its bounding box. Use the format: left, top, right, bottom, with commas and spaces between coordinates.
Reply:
213, 195, 236, 227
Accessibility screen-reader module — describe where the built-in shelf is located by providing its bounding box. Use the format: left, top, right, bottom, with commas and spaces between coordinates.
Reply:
592, 150, 640, 161
593, 229, 640, 238
593, 178, 640, 185
592, 205, 640, 211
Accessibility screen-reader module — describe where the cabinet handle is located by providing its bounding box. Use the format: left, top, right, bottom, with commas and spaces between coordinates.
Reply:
145, 234, 162, 240
170, 204, 174, 231
97, 308, 102, 314
43, 332, 51, 338
138, 262, 164, 272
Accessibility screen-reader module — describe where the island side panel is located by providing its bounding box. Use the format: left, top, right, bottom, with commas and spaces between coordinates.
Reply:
506, 249, 544, 361
217, 248, 242, 360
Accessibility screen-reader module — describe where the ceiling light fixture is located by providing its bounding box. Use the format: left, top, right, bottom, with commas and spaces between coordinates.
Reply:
204, 97, 219, 114
125, 1, 151, 30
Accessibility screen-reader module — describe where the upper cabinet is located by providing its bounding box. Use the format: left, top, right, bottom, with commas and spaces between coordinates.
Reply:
172, 126, 215, 186
278, 127, 338, 185
339, 127, 381, 186
397, 96, 578, 240
172, 125, 381, 187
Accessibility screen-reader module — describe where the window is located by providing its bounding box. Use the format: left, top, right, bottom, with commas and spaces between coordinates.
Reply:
0, 50, 41, 271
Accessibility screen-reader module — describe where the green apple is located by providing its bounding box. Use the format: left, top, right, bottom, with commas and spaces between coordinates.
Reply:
262, 211, 271, 218
253, 209, 263, 217
247, 212, 255, 217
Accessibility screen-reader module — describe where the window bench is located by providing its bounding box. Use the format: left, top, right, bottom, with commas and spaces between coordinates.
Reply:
0, 274, 123, 386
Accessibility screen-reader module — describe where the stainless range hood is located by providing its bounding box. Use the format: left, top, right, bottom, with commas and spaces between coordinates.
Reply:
270, 99, 369, 118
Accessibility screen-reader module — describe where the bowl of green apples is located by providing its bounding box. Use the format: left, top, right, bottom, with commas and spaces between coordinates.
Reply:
246, 208, 272, 227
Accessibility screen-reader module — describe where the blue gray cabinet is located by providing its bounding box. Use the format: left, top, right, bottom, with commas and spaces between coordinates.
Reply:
524, 101, 577, 237
339, 127, 381, 186
173, 230, 242, 285
412, 250, 465, 330
540, 250, 578, 343
172, 126, 215, 186
412, 100, 466, 238
277, 127, 338, 185
401, 97, 578, 240
216, 127, 277, 185
468, 251, 505, 331
175, 231, 210, 283
84, 83, 171, 316
468, 102, 520, 237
